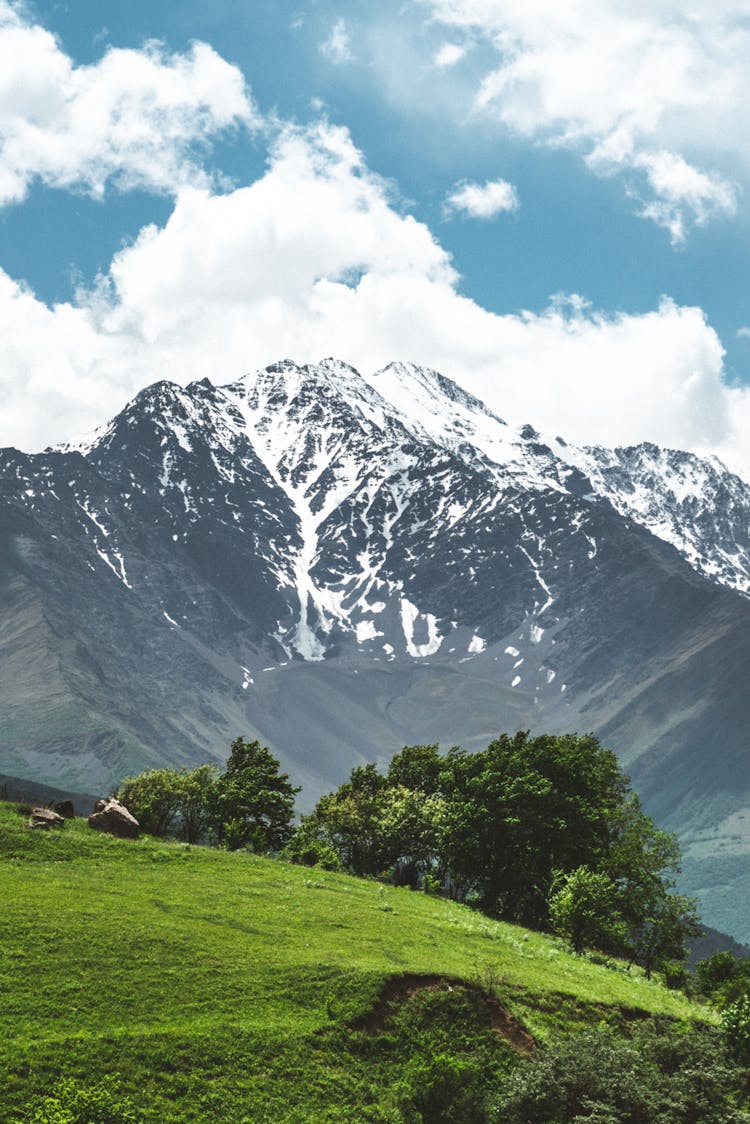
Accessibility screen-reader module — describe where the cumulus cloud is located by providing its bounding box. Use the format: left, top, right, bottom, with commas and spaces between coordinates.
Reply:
1, 118, 748, 480
0, 0, 256, 205
434, 42, 467, 67
320, 18, 353, 64
422, 0, 748, 240
444, 177, 519, 218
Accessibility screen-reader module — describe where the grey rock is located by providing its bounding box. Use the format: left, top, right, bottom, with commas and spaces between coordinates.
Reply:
28, 807, 64, 829
88, 798, 140, 839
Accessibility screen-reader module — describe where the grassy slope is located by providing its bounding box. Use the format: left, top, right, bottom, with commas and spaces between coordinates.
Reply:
0, 804, 710, 1122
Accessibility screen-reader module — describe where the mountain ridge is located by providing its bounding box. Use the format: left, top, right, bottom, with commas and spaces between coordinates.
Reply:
4, 357, 750, 936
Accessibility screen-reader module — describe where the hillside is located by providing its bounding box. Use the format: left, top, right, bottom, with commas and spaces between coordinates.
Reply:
0, 803, 712, 1123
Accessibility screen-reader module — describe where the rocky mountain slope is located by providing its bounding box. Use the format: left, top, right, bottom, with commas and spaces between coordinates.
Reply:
3, 358, 750, 934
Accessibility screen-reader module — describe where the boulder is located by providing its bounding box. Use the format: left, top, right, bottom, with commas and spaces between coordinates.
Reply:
53, 799, 75, 819
88, 798, 140, 840
28, 807, 65, 829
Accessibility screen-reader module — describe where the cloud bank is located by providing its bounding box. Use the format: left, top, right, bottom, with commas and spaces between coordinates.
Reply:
0, 3, 747, 481
1, 118, 746, 477
423, 0, 745, 241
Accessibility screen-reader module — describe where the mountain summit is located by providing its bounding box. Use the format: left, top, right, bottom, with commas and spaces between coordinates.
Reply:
3, 358, 750, 936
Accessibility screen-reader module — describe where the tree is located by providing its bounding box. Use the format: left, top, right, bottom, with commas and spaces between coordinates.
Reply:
178, 764, 219, 843
117, 765, 218, 842
118, 768, 186, 837
548, 865, 627, 956
628, 891, 701, 980
601, 796, 699, 975
696, 951, 750, 1008
387, 743, 443, 794
696, 951, 745, 999
208, 738, 299, 852
722, 995, 750, 1064
439, 732, 627, 925
284, 730, 700, 973
289, 763, 444, 884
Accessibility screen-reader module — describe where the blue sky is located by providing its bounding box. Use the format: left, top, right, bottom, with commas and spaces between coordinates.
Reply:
2, 0, 750, 473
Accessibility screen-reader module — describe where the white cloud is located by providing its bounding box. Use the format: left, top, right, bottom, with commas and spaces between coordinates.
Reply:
434, 42, 467, 68
1, 119, 748, 481
596, 149, 737, 245
0, 1, 256, 205
444, 177, 519, 218
320, 18, 353, 64
422, 0, 749, 239
737, 327, 750, 340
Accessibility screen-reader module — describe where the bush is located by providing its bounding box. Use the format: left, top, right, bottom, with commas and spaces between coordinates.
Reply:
281, 832, 343, 871
14, 1077, 141, 1124
497, 1022, 750, 1123
548, 866, 626, 956
398, 1052, 489, 1123
722, 996, 750, 1064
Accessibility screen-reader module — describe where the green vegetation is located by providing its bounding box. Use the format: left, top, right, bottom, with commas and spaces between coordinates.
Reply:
500, 1023, 750, 1122
288, 734, 700, 975
118, 738, 298, 851
6, 730, 749, 1120
0, 801, 719, 1123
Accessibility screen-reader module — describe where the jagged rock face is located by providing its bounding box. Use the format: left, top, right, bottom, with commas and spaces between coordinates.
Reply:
5, 356, 750, 934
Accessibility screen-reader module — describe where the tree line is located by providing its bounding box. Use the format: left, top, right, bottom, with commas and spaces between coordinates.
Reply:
118, 730, 700, 976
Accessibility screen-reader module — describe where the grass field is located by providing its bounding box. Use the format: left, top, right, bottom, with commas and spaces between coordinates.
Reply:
0, 802, 711, 1122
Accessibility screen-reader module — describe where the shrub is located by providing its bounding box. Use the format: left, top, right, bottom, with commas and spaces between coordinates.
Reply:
498, 1022, 750, 1123
398, 1053, 489, 1123
548, 866, 626, 956
281, 831, 343, 871
14, 1076, 141, 1124
722, 996, 750, 1064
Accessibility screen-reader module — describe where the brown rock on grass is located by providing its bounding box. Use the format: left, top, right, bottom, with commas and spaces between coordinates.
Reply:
28, 807, 65, 829
88, 798, 140, 840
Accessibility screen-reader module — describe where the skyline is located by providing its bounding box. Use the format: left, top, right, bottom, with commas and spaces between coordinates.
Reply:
1, 0, 750, 475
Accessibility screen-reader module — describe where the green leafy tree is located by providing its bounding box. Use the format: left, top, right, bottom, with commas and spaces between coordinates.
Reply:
439, 732, 627, 924
117, 768, 185, 836
387, 743, 443, 794
548, 865, 627, 956
178, 764, 219, 843
696, 951, 750, 1008
208, 737, 299, 852
289, 763, 444, 884
118, 765, 218, 842
697, 951, 745, 998
292, 764, 390, 877
628, 891, 701, 980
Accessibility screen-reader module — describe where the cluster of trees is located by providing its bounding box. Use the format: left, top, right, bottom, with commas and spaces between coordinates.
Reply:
287, 733, 699, 975
119, 730, 700, 974
118, 737, 298, 852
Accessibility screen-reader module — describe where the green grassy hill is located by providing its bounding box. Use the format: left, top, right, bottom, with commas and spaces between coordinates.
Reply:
0, 803, 712, 1122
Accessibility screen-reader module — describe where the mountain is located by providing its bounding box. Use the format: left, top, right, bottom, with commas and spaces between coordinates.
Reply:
3, 357, 750, 936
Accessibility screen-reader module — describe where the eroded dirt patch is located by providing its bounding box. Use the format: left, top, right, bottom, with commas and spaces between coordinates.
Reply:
351, 973, 535, 1055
